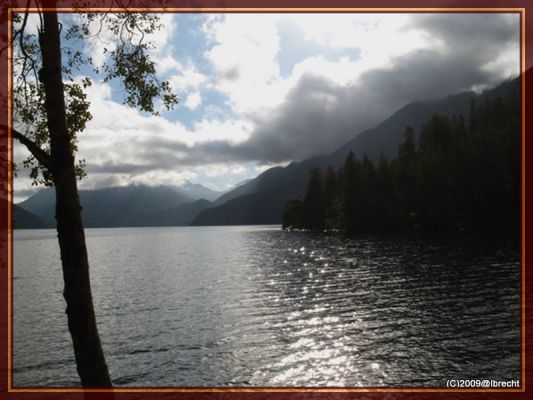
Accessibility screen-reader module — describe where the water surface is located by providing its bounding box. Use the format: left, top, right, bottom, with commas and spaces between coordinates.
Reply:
13, 226, 520, 387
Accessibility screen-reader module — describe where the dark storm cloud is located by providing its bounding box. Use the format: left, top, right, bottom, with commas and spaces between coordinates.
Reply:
86, 162, 157, 174
86, 139, 245, 174
411, 13, 518, 46
88, 13, 519, 173
237, 13, 519, 163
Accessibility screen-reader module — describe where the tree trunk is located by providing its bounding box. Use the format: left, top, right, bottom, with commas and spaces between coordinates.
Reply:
38, 9, 112, 387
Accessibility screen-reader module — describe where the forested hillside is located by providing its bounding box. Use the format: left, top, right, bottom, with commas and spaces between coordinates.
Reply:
283, 91, 519, 235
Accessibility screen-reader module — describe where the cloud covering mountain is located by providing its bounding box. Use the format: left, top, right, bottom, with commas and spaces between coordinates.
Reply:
13, 13, 519, 201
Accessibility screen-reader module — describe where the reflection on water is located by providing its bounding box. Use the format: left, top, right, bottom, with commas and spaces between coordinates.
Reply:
13, 226, 519, 387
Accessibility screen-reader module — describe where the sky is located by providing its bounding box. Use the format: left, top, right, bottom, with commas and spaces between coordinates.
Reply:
13, 12, 520, 201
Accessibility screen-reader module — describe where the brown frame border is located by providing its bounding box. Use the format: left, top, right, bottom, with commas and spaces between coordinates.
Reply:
2, 5, 528, 398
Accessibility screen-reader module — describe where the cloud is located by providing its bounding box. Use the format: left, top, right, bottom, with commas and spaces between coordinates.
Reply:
222, 13, 520, 162
201, 13, 431, 117
169, 13, 519, 164
158, 12, 516, 167
167, 61, 209, 92
412, 13, 520, 81
80, 13, 521, 177
12, 185, 40, 203
203, 14, 285, 114
13, 12, 521, 199
184, 91, 202, 110
15, 12, 41, 35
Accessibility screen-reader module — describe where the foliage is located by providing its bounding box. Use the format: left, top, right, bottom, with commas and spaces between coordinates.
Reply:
13, 11, 179, 186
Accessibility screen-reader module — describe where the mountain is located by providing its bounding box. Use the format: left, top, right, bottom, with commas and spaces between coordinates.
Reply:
13, 205, 47, 229
193, 192, 288, 226
151, 199, 212, 226
17, 184, 212, 228
192, 77, 519, 226
18, 188, 56, 227
169, 181, 222, 202
329, 77, 519, 168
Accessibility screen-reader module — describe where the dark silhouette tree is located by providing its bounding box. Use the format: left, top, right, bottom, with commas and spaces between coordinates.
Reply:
375, 152, 396, 231
397, 126, 418, 228
417, 115, 453, 228
340, 151, 357, 231
9, 4, 178, 387
359, 155, 377, 230
302, 167, 325, 230
323, 165, 338, 228
282, 198, 303, 229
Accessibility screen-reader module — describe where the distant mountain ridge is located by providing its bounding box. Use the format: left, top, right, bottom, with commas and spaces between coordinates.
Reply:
191, 77, 519, 226
170, 180, 222, 202
13, 205, 47, 229
15, 183, 220, 229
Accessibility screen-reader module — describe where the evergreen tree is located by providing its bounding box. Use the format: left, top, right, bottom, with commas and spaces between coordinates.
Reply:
417, 115, 453, 228
397, 126, 418, 229
323, 166, 339, 228
360, 155, 377, 231
340, 152, 358, 231
282, 199, 303, 229
302, 168, 326, 230
375, 152, 397, 231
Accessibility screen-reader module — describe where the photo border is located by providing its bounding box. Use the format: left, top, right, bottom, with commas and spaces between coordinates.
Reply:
0, 2, 530, 399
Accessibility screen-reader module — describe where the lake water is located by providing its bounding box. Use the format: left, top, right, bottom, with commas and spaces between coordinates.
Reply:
13, 226, 520, 387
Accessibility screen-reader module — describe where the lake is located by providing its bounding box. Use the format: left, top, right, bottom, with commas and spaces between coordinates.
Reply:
13, 226, 520, 387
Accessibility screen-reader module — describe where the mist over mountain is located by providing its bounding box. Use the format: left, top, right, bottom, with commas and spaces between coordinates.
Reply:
15, 183, 217, 229
169, 181, 222, 202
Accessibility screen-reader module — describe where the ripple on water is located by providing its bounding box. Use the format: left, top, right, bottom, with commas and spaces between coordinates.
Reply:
13, 227, 519, 387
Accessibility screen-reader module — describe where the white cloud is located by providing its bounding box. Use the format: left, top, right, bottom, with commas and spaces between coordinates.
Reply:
481, 40, 520, 80
184, 91, 202, 110
290, 55, 361, 86
167, 61, 209, 91
155, 55, 184, 76
16, 12, 41, 35
75, 79, 253, 170
191, 118, 252, 144
199, 13, 434, 120
129, 169, 197, 187
203, 14, 284, 114
149, 14, 178, 55
74, 169, 198, 192
200, 163, 246, 178
291, 13, 426, 53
